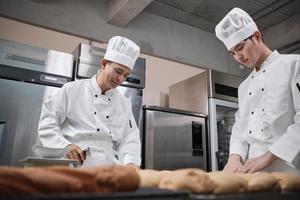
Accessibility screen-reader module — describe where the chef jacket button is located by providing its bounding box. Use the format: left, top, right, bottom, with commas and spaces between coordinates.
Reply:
249, 92, 252, 95
249, 130, 252, 134
251, 111, 254, 115
108, 98, 111, 101
109, 131, 111, 134
263, 69, 266, 73
262, 88, 264, 91
251, 75, 254, 78
95, 94, 98, 98
106, 115, 109, 119
261, 129, 264, 132
262, 108, 265, 112
97, 128, 100, 131
94, 112, 97, 115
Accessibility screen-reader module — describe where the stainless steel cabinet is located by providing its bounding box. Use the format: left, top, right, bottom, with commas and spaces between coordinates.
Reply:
142, 106, 208, 171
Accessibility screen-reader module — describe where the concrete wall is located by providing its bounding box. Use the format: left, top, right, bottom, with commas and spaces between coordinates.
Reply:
264, 13, 300, 52
263, 14, 300, 52
0, 0, 243, 77
0, 16, 204, 107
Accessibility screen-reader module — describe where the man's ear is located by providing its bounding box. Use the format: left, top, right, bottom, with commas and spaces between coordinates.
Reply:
100, 59, 107, 70
253, 31, 262, 43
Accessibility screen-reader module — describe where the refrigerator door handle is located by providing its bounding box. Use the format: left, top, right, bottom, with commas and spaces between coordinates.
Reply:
0, 122, 6, 163
192, 121, 203, 157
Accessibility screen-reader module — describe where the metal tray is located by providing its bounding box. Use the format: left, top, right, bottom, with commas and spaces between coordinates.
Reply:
19, 157, 79, 167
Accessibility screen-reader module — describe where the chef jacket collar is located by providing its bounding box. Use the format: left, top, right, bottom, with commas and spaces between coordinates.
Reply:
251, 50, 280, 74
90, 74, 115, 97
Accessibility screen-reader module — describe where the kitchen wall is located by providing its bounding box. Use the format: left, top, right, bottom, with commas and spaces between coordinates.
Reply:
0, 16, 204, 107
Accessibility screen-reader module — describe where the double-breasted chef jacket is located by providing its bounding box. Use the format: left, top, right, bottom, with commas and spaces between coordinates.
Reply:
230, 50, 300, 174
38, 74, 141, 166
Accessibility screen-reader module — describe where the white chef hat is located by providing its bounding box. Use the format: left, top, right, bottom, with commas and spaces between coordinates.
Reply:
215, 7, 258, 50
104, 36, 140, 70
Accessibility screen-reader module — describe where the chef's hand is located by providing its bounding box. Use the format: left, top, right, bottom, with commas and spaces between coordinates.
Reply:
241, 151, 277, 173
126, 163, 140, 171
66, 144, 86, 164
223, 154, 243, 173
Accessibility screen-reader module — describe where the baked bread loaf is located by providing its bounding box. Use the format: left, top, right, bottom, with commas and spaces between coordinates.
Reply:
0, 167, 40, 196
208, 171, 247, 194
138, 169, 172, 187
237, 172, 280, 192
94, 165, 140, 192
45, 166, 101, 192
271, 172, 300, 191
159, 168, 215, 193
0, 165, 140, 196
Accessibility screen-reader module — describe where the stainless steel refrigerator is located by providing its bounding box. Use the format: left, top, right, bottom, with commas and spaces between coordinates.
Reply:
169, 70, 245, 171
141, 106, 208, 171
0, 39, 73, 166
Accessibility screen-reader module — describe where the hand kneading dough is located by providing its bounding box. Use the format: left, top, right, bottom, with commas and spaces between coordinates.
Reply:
159, 168, 215, 193
271, 172, 300, 192
208, 171, 247, 194
138, 169, 172, 187
237, 172, 280, 192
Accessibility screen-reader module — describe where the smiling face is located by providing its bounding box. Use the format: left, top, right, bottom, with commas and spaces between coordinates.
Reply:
98, 59, 131, 93
229, 32, 262, 69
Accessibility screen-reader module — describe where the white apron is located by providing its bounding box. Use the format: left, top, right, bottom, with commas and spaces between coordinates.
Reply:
68, 135, 121, 167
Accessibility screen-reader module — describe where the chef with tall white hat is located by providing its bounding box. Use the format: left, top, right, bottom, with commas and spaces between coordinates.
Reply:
215, 7, 300, 174
38, 36, 141, 169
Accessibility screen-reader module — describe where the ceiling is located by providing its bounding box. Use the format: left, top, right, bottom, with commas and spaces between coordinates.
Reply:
144, 0, 300, 33
1, 0, 299, 54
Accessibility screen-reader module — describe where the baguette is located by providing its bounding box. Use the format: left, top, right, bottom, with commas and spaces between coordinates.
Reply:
138, 169, 172, 187
22, 167, 84, 193
237, 172, 280, 192
208, 171, 247, 194
271, 172, 300, 192
159, 168, 215, 193
45, 166, 99, 192
0, 165, 140, 196
0, 167, 41, 195
94, 165, 140, 192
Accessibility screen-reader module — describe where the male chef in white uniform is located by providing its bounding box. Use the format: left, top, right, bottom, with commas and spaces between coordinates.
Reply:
215, 8, 300, 174
38, 36, 141, 168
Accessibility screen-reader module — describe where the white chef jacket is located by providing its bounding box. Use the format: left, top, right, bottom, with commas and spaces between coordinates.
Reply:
38, 74, 141, 166
230, 50, 300, 174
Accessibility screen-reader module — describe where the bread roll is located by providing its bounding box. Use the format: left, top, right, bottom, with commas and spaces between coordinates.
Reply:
94, 165, 140, 192
238, 172, 280, 192
22, 167, 84, 193
159, 168, 215, 193
0, 167, 40, 196
138, 169, 172, 187
208, 171, 247, 194
271, 172, 300, 191
0, 166, 83, 195
45, 166, 100, 192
